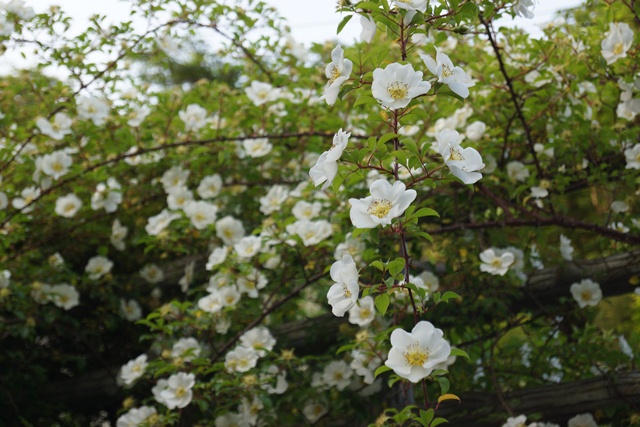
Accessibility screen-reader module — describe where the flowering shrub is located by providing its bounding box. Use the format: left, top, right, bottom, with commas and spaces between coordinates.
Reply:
0, 0, 639, 426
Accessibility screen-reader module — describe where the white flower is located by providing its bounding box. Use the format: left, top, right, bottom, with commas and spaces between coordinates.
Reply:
184, 200, 218, 230
436, 129, 484, 184
531, 185, 548, 199
502, 415, 529, 427
234, 235, 262, 259
611, 200, 629, 213
245, 81, 279, 106
197, 174, 223, 199
479, 248, 514, 276
372, 62, 430, 109
225, 346, 259, 373
198, 291, 223, 313
601, 23, 634, 65
465, 121, 486, 141
161, 166, 190, 192
560, 234, 574, 261
507, 161, 530, 182
348, 179, 417, 228
178, 260, 195, 293
171, 337, 201, 361
12, 186, 41, 213
421, 49, 474, 98
91, 179, 122, 213
513, 0, 535, 19
119, 354, 148, 386
152, 379, 170, 407
350, 349, 382, 384
567, 413, 598, 427
334, 233, 365, 262
327, 253, 360, 317
385, 320, 451, 383
167, 186, 193, 211
292, 200, 322, 220
239, 326, 276, 357
126, 104, 150, 127
348, 296, 376, 327
624, 144, 640, 169
0, 270, 10, 289
54, 193, 82, 218
321, 45, 353, 106
242, 137, 272, 158
360, 14, 376, 42
286, 219, 333, 246
50, 284, 80, 310
216, 215, 245, 245
116, 406, 157, 427
259, 185, 289, 215
4, 0, 35, 20
111, 219, 128, 250
206, 246, 228, 270
302, 401, 328, 424
160, 372, 196, 409
77, 96, 109, 126
36, 113, 72, 140
0, 192, 7, 210
570, 279, 602, 308
309, 128, 350, 189
236, 270, 268, 298
619, 334, 634, 359
393, 0, 427, 12
145, 209, 180, 235
120, 299, 142, 321
140, 264, 164, 284
220, 286, 241, 308
261, 365, 288, 394
322, 360, 353, 390
179, 104, 208, 132
0, 14, 15, 36
85, 255, 113, 280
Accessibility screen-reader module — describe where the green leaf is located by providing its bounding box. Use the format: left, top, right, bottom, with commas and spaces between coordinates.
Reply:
437, 377, 450, 394
420, 409, 434, 425
414, 207, 440, 218
336, 14, 353, 34
378, 132, 399, 146
355, 1, 380, 11
441, 291, 461, 303
375, 293, 390, 315
354, 95, 377, 107
374, 365, 392, 378
352, 228, 366, 238
336, 343, 355, 355
387, 257, 405, 277
431, 418, 449, 427
450, 348, 470, 360
370, 260, 385, 271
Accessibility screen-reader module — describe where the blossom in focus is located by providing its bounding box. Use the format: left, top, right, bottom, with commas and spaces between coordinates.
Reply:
327, 253, 360, 317
385, 320, 451, 383
160, 372, 196, 409
309, 128, 350, 190
349, 179, 417, 228
570, 279, 602, 308
436, 129, 484, 184
421, 49, 475, 98
601, 23, 634, 65
320, 45, 353, 106
479, 248, 514, 276
372, 62, 430, 109
348, 295, 376, 327
119, 354, 148, 386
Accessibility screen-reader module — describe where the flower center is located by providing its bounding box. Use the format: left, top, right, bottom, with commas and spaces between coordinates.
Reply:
449, 147, 464, 161
328, 65, 341, 84
403, 343, 429, 366
343, 285, 352, 299
64, 203, 76, 213
387, 82, 409, 100
359, 308, 371, 318
613, 42, 624, 55
581, 290, 592, 301
490, 258, 502, 268
441, 63, 454, 78
367, 199, 392, 218
174, 386, 186, 398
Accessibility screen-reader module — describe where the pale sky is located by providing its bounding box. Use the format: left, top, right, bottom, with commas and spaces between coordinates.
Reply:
1, 0, 585, 76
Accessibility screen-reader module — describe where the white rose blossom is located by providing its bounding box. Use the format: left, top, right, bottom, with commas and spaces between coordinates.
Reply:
372, 62, 431, 109
479, 248, 514, 276
421, 49, 475, 99
309, 128, 350, 190
321, 45, 353, 106
385, 320, 452, 383
570, 279, 602, 308
327, 253, 360, 317
348, 179, 417, 229
436, 129, 484, 184
601, 22, 634, 65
